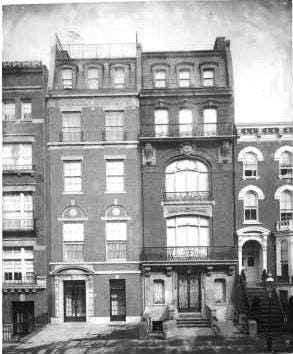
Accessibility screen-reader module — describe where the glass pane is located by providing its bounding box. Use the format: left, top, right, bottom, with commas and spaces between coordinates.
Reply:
64, 162, 81, 176
63, 223, 84, 241
62, 113, 80, 128
106, 161, 124, 176
106, 222, 127, 241
64, 243, 84, 261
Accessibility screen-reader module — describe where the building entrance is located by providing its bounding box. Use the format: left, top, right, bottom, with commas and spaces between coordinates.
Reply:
242, 240, 261, 283
64, 280, 86, 322
12, 301, 34, 335
110, 279, 126, 321
178, 274, 201, 312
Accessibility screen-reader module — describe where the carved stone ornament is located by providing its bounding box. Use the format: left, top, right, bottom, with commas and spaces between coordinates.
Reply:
206, 266, 214, 276
143, 144, 156, 165
166, 266, 173, 277
144, 267, 151, 277
179, 142, 195, 155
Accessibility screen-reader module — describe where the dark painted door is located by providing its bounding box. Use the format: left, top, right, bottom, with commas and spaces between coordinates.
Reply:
110, 279, 126, 321
64, 280, 86, 322
178, 274, 201, 312
13, 301, 34, 335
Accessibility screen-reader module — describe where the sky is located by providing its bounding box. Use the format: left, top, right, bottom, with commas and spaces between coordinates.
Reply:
2, 0, 292, 123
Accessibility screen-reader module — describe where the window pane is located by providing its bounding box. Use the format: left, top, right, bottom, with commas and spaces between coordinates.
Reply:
179, 70, 191, 87
215, 279, 226, 303
64, 244, 84, 261
63, 223, 84, 241
114, 68, 125, 87
3, 101, 16, 121
62, 69, 73, 88
203, 69, 215, 86
106, 222, 127, 241
22, 102, 32, 120
88, 68, 99, 89
106, 161, 124, 175
64, 161, 81, 176
203, 108, 217, 136
153, 280, 165, 304
155, 71, 166, 87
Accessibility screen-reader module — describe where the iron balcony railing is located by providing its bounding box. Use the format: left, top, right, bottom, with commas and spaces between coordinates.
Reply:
59, 131, 84, 142
106, 241, 127, 260
140, 123, 235, 138
163, 191, 211, 201
3, 164, 34, 171
3, 272, 36, 284
102, 129, 127, 141
143, 246, 237, 262
275, 219, 293, 232
3, 219, 35, 231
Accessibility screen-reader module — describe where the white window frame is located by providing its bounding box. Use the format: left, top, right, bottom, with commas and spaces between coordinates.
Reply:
280, 151, 293, 179
104, 111, 124, 141
63, 222, 84, 261
62, 112, 81, 142
178, 70, 191, 87
113, 67, 126, 88
3, 100, 16, 121
87, 67, 100, 89
3, 143, 33, 170
243, 152, 258, 179
274, 146, 293, 179
62, 68, 73, 89
105, 221, 127, 261
154, 109, 168, 137
3, 247, 34, 283
214, 279, 226, 303
154, 70, 167, 88
153, 279, 165, 304
179, 109, 193, 137
105, 160, 125, 193
203, 108, 217, 136
21, 101, 32, 121
244, 191, 258, 223
63, 160, 82, 193
203, 69, 215, 87
280, 190, 293, 222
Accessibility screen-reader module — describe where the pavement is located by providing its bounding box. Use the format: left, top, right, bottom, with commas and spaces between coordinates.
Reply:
3, 323, 293, 354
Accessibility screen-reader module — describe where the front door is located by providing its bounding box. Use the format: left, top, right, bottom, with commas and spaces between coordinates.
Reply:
12, 301, 34, 335
242, 240, 261, 283
178, 274, 201, 312
64, 281, 86, 322
110, 279, 126, 321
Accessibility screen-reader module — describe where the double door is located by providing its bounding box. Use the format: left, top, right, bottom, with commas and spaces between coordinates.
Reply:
64, 281, 86, 322
13, 301, 34, 335
178, 274, 201, 312
110, 279, 126, 321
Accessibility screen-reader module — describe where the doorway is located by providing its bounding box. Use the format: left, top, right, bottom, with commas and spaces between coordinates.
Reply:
242, 240, 262, 283
64, 280, 86, 322
110, 279, 126, 321
12, 301, 34, 335
178, 273, 201, 312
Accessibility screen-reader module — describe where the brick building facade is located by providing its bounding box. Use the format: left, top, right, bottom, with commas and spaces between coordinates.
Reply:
2, 61, 48, 336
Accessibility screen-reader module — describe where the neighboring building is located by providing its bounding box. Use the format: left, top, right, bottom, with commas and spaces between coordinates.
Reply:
46, 37, 142, 323
236, 122, 293, 310
2, 61, 48, 336
139, 37, 237, 329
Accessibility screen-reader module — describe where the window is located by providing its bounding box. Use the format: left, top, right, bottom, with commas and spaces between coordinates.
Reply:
87, 68, 99, 89
214, 279, 226, 303
281, 240, 289, 277
113, 67, 125, 88
179, 109, 193, 136
3, 193, 33, 230
244, 191, 258, 221
154, 70, 167, 88
106, 160, 124, 192
203, 108, 217, 136
280, 151, 293, 178
165, 160, 208, 200
62, 112, 81, 141
178, 70, 191, 87
3, 144, 32, 170
203, 69, 215, 87
104, 111, 124, 141
154, 109, 168, 137
62, 68, 73, 89
21, 101, 32, 121
3, 247, 34, 283
167, 216, 209, 259
63, 161, 82, 193
280, 191, 293, 222
243, 152, 258, 178
63, 223, 84, 261
3, 100, 16, 121
153, 280, 165, 304
106, 222, 127, 260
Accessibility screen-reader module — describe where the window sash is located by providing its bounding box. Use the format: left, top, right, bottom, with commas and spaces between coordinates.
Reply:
3, 144, 32, 169
62, 69, 73, 88
64, 243, 84, 261
88, 68, 99, 89
63, 223, 84, 242
155, 110, 168, 137
106, 241, 127, 260
3, 101, 16, 121
203, 69, 215, 86
2, 247, 34, 281
106, 161, 125, 192
154, 71, 167, 87
114, 68, 125, 87
179, 71, 191, 87
106, 222, 127, 241
21, 102, 32, 120
153, 280, 165, 304
3, 193, 33, 225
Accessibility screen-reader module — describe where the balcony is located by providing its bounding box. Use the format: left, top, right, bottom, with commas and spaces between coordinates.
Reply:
140, 123, 235, 139
3, 219, 35, 233
102, 129, 127, 141
275, 219, 293, 232
106, 241, 127, 260
143, 246, 237, 262
3, 273, 47, 290
59, 131, 84, 142
163, 191, 211, 202
3, 164, 34, 174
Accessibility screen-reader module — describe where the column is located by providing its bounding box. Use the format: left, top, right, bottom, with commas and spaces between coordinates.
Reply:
288, 236, 293, 282
276, 238, 282, 276
238, 239, 243, 274
262, 235, 268, 272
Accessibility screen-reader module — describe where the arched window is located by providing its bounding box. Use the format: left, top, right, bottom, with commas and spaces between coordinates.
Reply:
87, 67, 100, 89
280, 151, 293, 178
203, 108, 217, 136
154, 70, 167, 88
179, 109, 193, 136
153, 279, 165, 304
244, 191, 258, 222
113, 67, 125, 88
243, 152, 258, 178
178, 70, 191, 87
167, 216, 209, 259
165, 160, 209, 200
280, 190, 293, 222
281, 240, 289, 277
61, 68, 73, 89
154, 109, 168, 137
214, 279, 226, 303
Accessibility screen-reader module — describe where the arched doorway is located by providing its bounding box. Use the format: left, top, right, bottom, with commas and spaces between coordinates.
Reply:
242, 240, 262, 283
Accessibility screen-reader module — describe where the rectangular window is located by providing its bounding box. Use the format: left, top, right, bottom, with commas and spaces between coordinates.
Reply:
106, 160, 124, 192
244, 193, 258, 221
154, 110, 168, 137
63, 223, 84, 261
3, 144, 32, 170
62, 69, 73, 89
203, 108, 217, 136
3, 100, 16, 121
154, 71, 167, 88
104, 111, 124, 141
106, 222, 127, 260
179, 70, 191, 87
62, 112, 81, 142
179, 109, 193, 137
21, 101, 32, 121
153, 280, 165, 304
243, 153, 257, 178
114, 68, 125, 88
64, 161, 82, 192
3, 247, 34, 283
3, 193, 33, 230
87, 68, 99, 89
203, 69, 215, 87
214, 279, 226, 303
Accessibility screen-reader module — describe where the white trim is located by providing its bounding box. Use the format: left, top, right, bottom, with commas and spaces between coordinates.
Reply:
104, 155, 126, 160
274, 145, 293, 161
236, 226, 271, 237
61, 156, 84, 161
101, 216, 131, 221
3, 136, 35, 143
238, 146, 264, 161
50, 261, 141, 265
94, 270, 141, 275
238, 185, 265, 200
58, 217, 88, 222
274, 185, 293, 199
3, 185, 36, 192
62, 192, 85, 195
